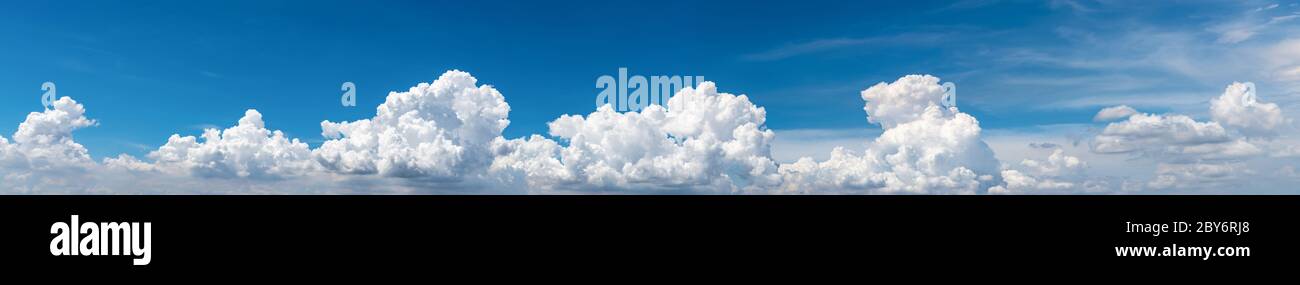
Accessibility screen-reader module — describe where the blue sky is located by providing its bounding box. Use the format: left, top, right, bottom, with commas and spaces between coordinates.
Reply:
2, 1, 1299, 194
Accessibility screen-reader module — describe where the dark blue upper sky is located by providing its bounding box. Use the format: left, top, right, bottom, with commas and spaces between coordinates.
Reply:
2, 0, 1297, 159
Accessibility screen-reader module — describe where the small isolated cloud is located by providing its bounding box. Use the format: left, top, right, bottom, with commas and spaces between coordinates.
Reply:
1093, 105, 1137, 122
776, 75, 1001, 194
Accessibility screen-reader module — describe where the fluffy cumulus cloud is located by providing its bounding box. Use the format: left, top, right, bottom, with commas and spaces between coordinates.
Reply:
0, 97, 107, 193
26, 70, 524, 193
491, 82, 781, 193
776, 75, 1001, 194
5, 97, 98, 168
988, 148, 1093, 194
1087, 81, 1292, 191
313, 70, 510, 180
109, 110, 316, 179
1209, 82, 1288, 137
1090, 113, 1244, 159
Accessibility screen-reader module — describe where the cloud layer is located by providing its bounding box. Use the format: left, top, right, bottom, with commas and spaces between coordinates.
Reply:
1, 71, 1295, 194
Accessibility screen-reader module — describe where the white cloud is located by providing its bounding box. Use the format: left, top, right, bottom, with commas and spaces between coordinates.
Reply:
1091, 113, 1234, 156
6, 72, 522, 192
8, 97, 98, 168
492, 82, 781, 193
860, 75, 950, 129
990, 169, 1073, 194
1093, 105, 1137, 122
988, 148, 1093, 194
777, 75, 1001, 194
313, 70, 511, 179
9, 71, 781, 194
1210, 82, 1289, 136
1089, 81, 1292, 191
0, 97, 100, 193
1019, 148, 1085, 177
1092, 81, 1291, 162
768, 128, 878, 163
115, 109, 316, 179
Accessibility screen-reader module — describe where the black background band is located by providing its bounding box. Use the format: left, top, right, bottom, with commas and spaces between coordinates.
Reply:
1, 195, 1293, 276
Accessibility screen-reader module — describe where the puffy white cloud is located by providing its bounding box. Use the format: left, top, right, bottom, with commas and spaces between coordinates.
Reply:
1019, 148, 1085, 177
6, 97, 98, 168
313, 70, 510, 180
1092, 113, 1237, 155
103, 70, 522, 192
123, 109, 317, 179
1089, 81, 1292, 191
0, 137, 15, 166
1209, 82, 1288, 137
101, 154, 155, 172
1091, 82, 1292, 162
861, 75, 949, 128
0, 97, 101, 193
1093, 105, 1137, 122
776, 148, 882, 194
492, 82, 781, 193
1, 97, 97, 169
988, 148, 1092, 194
777, 75, 1001, 194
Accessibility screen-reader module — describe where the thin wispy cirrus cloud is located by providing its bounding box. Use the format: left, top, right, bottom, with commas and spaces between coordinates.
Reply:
740, 33, 953, 61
